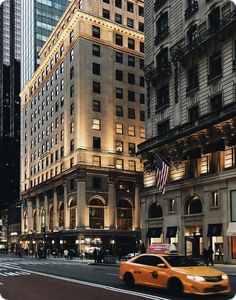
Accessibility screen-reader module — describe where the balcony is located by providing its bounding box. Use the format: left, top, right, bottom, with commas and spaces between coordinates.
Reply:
186, 81, 199, 94
185, 1, 199, 19
144, 61, 171, 83
155, 26, 169, 45
171, 9, 236, 61
154, 0, 167, 12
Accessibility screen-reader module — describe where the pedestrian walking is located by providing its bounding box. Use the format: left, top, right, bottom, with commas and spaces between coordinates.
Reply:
141, 243, 146, 254
207, 246, 214, 266
93, 248, 98, 263
203, 247, 208, 265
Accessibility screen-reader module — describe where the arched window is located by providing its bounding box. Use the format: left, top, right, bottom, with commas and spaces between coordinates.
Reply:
185, 197, 202, 215
117, 199, 132, 230
58, 202, 64, 227
148, 203, 163, 218
69, 200, 76, 229
89, 198, 104, 229
33, 210, 37, 231
49, 205, 54, 231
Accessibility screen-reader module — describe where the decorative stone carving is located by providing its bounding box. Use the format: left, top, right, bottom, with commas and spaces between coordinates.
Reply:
77, 168, 86, 182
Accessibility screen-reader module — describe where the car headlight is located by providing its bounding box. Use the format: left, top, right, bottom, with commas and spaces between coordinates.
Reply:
186, 275, 205, 282
222, 274, 228, 280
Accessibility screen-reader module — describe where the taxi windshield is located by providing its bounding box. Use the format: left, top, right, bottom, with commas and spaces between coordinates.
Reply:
164, 255, 202, 267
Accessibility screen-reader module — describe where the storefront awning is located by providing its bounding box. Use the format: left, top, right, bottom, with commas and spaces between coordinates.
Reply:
226, 222, 236, 236
166, 226, 177, 238
146, 227, 162, 238
207, 223, 222, 237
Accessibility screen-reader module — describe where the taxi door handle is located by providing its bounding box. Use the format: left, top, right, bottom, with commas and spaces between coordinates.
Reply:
134, 271, 142, 274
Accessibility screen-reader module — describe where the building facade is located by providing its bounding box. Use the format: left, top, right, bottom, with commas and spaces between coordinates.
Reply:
20, 0, 145, 255
139, 0, 236, 263
20, 0, 70, 89
0, 0, 21, 220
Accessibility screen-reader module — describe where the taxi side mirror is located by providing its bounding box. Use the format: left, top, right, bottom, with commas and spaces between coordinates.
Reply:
157, 263, 167, 268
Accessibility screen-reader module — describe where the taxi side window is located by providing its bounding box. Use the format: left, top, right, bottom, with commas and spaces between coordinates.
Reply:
134, 255, 164, 266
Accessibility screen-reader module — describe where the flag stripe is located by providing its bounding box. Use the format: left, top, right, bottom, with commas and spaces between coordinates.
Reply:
153, 153, 169, 194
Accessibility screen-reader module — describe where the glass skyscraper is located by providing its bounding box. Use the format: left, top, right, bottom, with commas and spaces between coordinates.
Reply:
21, 0, 70, 88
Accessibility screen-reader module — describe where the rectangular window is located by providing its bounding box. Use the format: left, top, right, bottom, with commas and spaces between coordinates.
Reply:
140, 76, 144, 87
116, 159, 123, 169
116, 123, 123, 134
70, 139, 74, 152
156, 85, 169, 109
116, 70, 123, 81
140, 110, 145, 121
92, 26, 100, 38
115, 0, 122, 8
93, 100, 101, 112
128, 108, 135, 119
93, 137, 101, 149
168, 199, 175, 213
139, 22, 144, 32
140, 42, 144, 53
116, 140, 123, 152
128, 125, 135, 136
70, 103, 74, 115
103, 9, 110, 19
128, 143, 135, 154
70, 48, 74, 61
127, 1, 133, 12
208, 51, 222, 80
93, 155, 101, 166
128, 55, 135, 67
92, 118, 101, 130
93, 63, 101, 75
128, 160, 136, 171
128, 73, 135, 84
93, 177, 101, 189
210, 93, 222, 115
187, 65, 199, 92
211, 192, 219, 207
116, 105, 123, 117
127, 18, 134, 28
128, 38, 135, 50
116, 52, 123, 63
116, 87, 123, 99
128, 91, 135, 102
139, 6, 144, 17
70, 85, 75, 97
115, 34, 123, 46
70, 67, 74, 79
140, 93, 145, 104
93, 81, 101, 93
115, 13, 122, 24
157, 120, 169, 138
140, 127, 145, 138
93, 44, 100, 57
188, 105, 199, 123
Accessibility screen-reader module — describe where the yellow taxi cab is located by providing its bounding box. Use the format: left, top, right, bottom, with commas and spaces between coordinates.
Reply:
119, 245, 230, 296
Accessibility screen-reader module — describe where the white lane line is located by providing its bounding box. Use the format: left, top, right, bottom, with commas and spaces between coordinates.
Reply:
106, 273, 118, 276
0, 263, 170, 300
0, 294, 7, 300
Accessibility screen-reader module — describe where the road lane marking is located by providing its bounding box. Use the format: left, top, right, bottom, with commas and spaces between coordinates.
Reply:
106, 273, 118, 276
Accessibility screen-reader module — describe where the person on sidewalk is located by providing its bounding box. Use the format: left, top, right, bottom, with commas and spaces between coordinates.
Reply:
207, 246, 214, 266
93, 248, 98, 263
141, 243, 146, 254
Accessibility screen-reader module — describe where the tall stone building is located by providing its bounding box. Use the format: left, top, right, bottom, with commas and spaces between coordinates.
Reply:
21, 0, 70, 89
20, 0, 145, 255
139, 0, 236, 263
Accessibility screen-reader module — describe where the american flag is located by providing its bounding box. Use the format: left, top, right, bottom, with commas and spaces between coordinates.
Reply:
153, 153, 169, 194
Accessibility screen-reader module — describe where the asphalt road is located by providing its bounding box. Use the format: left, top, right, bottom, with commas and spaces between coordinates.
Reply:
0, 257, 235, 300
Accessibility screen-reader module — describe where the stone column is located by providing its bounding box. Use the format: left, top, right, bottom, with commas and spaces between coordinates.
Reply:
108, 172, 117, 229
36, 196, 40, 232
21, 201, 24, 234
27, 199, 33, 232
134, 185, 140, 230
44, 193, 49, 230
76, 168, 86, 228
53, 188, 58, 229
63, 182, 68, 229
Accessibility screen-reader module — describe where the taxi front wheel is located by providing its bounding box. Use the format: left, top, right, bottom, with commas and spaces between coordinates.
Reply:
124, 273, 135, 287
167, 278, 183, 296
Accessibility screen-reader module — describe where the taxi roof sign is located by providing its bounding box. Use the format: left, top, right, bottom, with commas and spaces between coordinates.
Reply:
147, 243, 178, 254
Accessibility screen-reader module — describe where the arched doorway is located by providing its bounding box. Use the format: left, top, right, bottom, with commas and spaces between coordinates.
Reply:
117, 199, 132, 230
89, 197, 105, 229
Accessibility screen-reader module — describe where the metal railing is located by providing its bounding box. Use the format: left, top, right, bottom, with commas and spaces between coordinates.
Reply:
185, 1, 199, 19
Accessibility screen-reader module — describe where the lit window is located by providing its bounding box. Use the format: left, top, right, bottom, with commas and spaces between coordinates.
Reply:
140, 127, 145, 138
128, 160, 136, 171
116, 141, 123, 152
92, 118, 101, 130
128, 125, 135, 136
93, 155, 101, 166
70, 121, 75, 133
116, 123, 123, 134
116, 159, 123, 169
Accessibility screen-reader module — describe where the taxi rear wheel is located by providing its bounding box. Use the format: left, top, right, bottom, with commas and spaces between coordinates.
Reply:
167, 278, 183, 296
124, 273, 135, 287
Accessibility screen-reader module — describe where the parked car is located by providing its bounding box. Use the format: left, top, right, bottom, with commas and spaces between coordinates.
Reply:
125, 252, 140, 260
